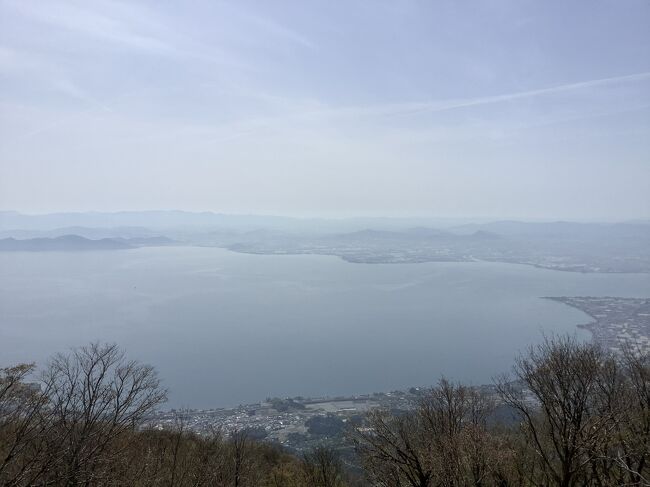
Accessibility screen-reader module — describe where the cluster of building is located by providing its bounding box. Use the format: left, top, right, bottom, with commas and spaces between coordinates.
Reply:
149, 390, 418, 451
547, 296, 650, 354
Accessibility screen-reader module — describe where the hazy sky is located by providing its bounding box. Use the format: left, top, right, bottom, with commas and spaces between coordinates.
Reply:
0, 0, 648, 219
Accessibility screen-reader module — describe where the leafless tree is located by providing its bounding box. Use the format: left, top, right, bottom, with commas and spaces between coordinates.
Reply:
353, 379, 503, 487
353, 407, 432, 487
226, 429, 268, 487
4, 336, 649, 486
496, 336, 616, 487
40, 342, 167, 485
301, 446, 346, 487
0, 363, 54, 486
605, 347, 650, 486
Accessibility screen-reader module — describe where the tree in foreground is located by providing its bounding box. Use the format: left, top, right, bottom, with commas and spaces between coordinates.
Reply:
497, 336, 650, 486
0, 344, 338, 486
41, 343, 167, 485
301, 446, 347, 487
0, 363, 53, 485
2, 336, 649, 486
352, 378, 515, 486
0, 343, 167, 486
354, 336, 650, 487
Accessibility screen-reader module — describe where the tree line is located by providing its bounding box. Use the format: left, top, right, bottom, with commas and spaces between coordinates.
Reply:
1, 336, 648, 486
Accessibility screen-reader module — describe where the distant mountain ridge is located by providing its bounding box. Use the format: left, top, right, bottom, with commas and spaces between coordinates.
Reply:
0, 226, 160, 240
0, 235, 175, 252
0, 235, 131, 251
331, 227, 500, 242
2, 211, 646, 234
0, 211, 299, 232
449, 220, 650, 239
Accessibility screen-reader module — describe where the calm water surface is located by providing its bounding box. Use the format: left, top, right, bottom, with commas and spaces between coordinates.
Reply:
1, 247, 649, 408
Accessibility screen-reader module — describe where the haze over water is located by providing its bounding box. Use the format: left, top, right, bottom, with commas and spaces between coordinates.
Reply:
1, 246, 649, 408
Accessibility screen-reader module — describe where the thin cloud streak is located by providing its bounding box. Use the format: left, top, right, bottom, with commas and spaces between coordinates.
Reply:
190, 71, 650, 144
370, 71, 650, 118
9, 70, 649, 147
7, 0, 177, 55
217, 71, 650, 127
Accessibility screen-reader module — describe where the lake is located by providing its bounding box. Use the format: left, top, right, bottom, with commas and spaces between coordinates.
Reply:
1, 246, 649, 408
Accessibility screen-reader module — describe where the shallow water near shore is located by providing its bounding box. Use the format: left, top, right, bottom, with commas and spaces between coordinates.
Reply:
1, 246, 648, 408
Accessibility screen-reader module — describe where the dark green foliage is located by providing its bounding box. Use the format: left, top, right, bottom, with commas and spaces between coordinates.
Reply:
306, 414, 346, 436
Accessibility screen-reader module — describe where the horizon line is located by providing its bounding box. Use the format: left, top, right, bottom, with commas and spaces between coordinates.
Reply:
0, 209, 648, 224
